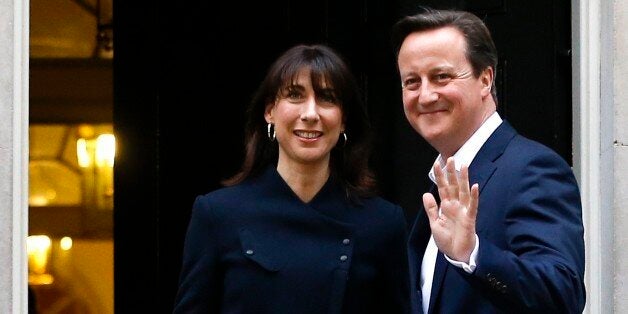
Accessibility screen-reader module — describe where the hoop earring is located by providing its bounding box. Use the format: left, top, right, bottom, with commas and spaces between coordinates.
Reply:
267, 123, 276, 141
341, 132, 347, 147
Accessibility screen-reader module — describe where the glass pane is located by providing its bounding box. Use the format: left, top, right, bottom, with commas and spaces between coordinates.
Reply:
29, 125, 68, 159
30, 0, 97, 58
28, 123, 114, 313
29, 160, 82, 207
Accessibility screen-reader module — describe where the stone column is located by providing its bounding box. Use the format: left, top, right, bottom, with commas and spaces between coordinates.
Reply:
614, 0, 628, 312
0, 0, 29, 312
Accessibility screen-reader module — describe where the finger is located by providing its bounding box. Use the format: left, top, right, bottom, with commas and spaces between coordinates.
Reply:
422, 192, 439, 223
433, 161, 449, 200
445, 157, 459, 199
459, 164, 471, 205
467, 183, 479, 219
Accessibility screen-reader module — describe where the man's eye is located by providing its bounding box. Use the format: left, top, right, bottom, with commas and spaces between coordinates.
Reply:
435, 73, 452, 82
403, 78, 420, 91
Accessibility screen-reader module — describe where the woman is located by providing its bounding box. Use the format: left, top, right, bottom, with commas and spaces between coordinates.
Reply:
173, 44, 409, 314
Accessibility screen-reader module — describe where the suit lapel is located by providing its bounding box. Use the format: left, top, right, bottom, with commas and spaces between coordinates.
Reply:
469, 121, 517, 232
469, 121, 516, 188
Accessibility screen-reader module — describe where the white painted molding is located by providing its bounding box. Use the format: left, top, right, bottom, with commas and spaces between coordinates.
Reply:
12, 0, 28, 312
572, 0, 613, 313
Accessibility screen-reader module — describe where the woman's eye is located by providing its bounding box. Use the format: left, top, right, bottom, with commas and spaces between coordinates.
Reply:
318, 93, 337, 104
286, 90, 304, 101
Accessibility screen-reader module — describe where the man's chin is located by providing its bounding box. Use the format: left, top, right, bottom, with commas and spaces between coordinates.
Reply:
416, 126, 444, 142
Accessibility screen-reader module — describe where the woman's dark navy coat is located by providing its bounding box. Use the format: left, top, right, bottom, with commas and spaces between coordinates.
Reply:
173, 166, 410, 313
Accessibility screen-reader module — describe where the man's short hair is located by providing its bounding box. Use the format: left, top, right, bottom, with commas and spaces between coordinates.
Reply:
391, 8, 498, 102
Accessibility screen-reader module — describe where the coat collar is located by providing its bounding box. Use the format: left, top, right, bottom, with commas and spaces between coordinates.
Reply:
252, 165, 353, 222
467, 120, 517, 195
255, 165, 343, 201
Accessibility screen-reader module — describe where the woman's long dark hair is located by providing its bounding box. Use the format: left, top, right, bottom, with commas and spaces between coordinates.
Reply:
223, 44, 377, 199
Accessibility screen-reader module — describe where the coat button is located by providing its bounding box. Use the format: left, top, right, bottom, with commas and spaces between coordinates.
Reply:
342, 239, 350, 245
245, 249, 254, 255
340, 255, 348, 262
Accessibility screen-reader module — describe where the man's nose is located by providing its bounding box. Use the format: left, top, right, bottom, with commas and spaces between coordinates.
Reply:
300, 97, 320, 122
418, 82, 439, 106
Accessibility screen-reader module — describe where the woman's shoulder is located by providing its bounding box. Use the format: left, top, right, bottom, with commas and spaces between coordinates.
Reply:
358, 195, 405, 218
353, 195, 408, 237
189, 184, 264, 227
360, 194, 400, 208
195, 182, 257, 207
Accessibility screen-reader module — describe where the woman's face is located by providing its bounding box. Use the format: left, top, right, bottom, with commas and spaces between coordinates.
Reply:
265, 68, 345, 168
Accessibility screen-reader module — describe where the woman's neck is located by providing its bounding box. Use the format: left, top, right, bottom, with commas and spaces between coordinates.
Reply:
276, 159, 330, 203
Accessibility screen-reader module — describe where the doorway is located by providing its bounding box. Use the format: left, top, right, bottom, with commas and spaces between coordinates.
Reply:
113, 0, 571, 311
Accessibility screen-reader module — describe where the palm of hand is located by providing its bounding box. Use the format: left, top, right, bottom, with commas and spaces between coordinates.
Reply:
423, 157, 479, 263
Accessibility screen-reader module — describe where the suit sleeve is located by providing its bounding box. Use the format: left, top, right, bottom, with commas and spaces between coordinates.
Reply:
380, 205, 411, 314
470, 151, 586, 313
173, 195, 222, 313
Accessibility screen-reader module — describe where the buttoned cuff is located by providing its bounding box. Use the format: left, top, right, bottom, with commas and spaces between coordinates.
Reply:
444, 234, 479, 273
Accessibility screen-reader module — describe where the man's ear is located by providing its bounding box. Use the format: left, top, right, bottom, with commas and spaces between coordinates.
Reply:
480, 67, 494, 98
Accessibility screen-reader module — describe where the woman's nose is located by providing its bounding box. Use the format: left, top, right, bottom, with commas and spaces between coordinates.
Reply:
300, 97, 320, 122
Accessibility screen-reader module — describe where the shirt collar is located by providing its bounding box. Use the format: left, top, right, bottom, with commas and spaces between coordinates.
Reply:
428, 112, 503, 183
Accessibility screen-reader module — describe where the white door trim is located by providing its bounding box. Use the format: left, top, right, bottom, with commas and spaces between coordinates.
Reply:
572, 0, 614, 313
13, 0, 29, 311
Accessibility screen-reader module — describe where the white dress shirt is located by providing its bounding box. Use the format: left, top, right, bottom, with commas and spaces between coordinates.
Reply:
420, 111, 503, 313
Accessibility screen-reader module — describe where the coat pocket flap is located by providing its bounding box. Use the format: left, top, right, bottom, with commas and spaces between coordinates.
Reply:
239, 228, 283, 272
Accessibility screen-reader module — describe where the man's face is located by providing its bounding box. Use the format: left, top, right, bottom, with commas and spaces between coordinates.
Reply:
397, 26, 494, 157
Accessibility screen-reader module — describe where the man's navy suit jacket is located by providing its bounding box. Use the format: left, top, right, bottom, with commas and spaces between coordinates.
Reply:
408, 121, 586, 313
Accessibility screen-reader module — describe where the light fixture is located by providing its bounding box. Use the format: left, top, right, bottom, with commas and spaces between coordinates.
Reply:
60, 237, 73, 251
76, 130, 116, 210
95, 134, 115, 167
27, 235, 54, 285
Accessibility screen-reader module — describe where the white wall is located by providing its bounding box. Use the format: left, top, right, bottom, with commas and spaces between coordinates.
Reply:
574, 0, 628, 312
0, 0, 28, 312
613, 0, 628, 312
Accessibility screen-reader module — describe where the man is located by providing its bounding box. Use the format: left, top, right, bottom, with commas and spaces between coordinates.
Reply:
391, 8, 586, 313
